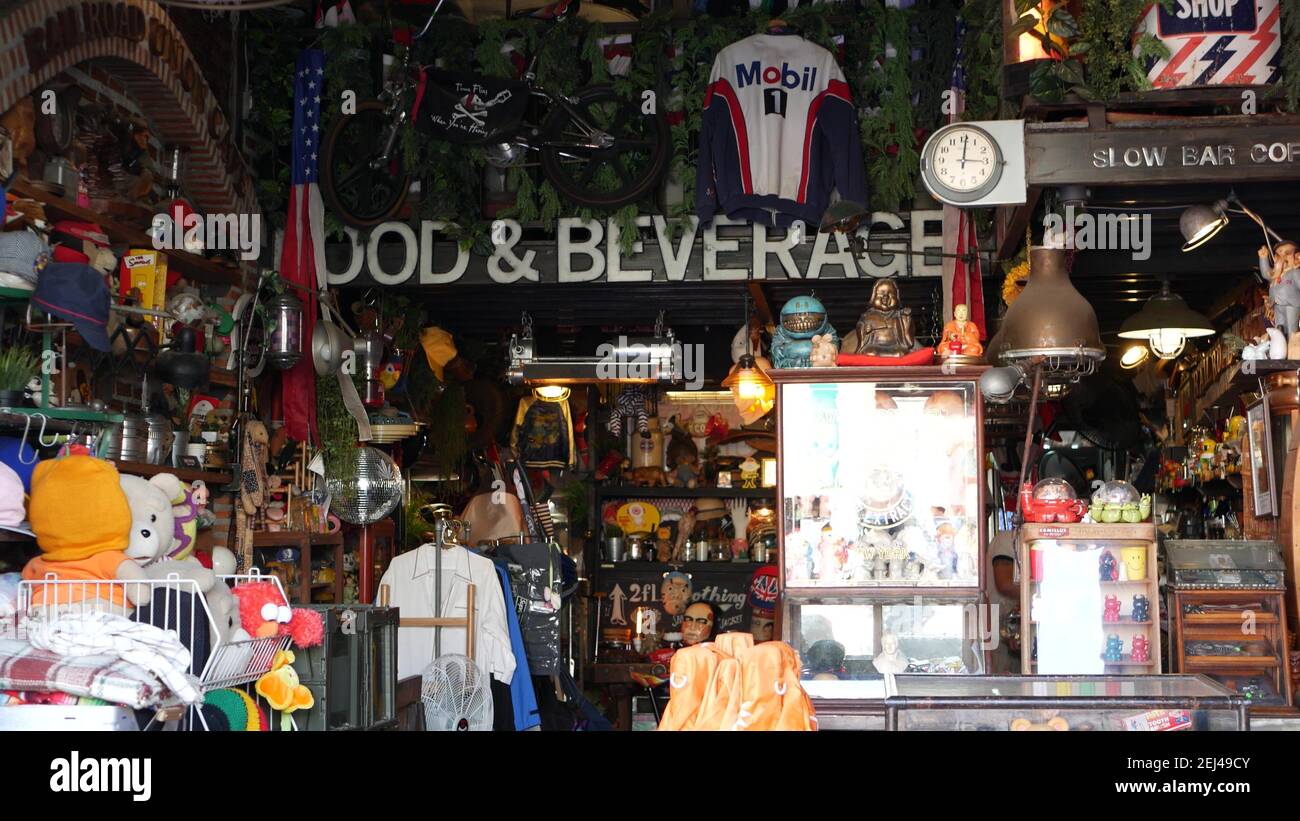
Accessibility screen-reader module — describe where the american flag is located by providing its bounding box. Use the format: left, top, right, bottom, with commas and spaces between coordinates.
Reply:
277, 49, 326, 443
942, 17, 986, 338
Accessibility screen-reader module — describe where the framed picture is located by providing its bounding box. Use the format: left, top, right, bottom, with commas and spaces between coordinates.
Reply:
1247, 396, 1276, 518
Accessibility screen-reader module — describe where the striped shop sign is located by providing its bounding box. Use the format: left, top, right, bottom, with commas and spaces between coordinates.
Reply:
1136, 0, 1281, 89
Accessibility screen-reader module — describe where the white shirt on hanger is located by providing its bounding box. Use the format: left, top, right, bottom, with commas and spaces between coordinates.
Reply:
376, 543, 516, 683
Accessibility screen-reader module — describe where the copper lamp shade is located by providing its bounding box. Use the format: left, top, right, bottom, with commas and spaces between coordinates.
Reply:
990, 246, 1105, 366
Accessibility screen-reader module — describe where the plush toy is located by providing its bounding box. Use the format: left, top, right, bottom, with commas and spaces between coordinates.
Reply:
1010, 717, 1069, 731
607, 386, 651, 439
235, 419, 272, 572
230, 580, 323, 648
141, 559, 250, 647
146, 472, 200, 561
256, 650, 314, 717
118, 474, 178, 567
21, 456, 151, 609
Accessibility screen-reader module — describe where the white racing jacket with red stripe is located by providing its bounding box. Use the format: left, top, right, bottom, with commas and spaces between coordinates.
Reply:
695, 32, 867, 228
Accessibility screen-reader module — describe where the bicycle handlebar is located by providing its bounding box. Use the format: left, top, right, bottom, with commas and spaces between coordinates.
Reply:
413, 0, 447, 41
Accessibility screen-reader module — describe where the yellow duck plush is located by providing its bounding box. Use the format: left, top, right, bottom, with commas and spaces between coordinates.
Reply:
255, 650, 314, 715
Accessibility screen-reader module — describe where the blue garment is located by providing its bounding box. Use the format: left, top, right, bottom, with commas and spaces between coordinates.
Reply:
495, 563, 541, 731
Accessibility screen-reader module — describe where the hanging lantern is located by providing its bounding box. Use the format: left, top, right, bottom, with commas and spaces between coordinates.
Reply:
723, 354, 775, 424
266, 290, 304, 370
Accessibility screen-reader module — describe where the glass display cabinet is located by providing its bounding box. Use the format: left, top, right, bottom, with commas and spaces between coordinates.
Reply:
773, 367, 988, 708
1020, 522, 1162, 675
884, 674, 1249, 731
1167, 540, 1293, 711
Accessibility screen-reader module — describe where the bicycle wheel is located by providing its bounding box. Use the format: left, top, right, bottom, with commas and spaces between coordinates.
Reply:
539, 84, 670, 210
320, 100, 411, 228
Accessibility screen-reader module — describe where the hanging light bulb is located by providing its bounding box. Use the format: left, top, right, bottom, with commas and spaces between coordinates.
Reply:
1118, 281, 1214, 361
1119, 344, 1150, 369
723, 353, 775, 418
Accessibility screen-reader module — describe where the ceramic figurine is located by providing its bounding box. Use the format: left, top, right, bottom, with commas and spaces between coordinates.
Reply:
939, 303, 983, 360
846, 279, 918, 357
1130, 634, 1151, 663
1099, 550, 1118, 582
872, 631, 908, 675
1262, 242, 1300, 339
739, 456, 760, 489
772, 295, 837, 368
1104, 633, 1124, 662
809, 333, 839, 367
1103, 595, 1121, 623
1131, 594, 1151, 624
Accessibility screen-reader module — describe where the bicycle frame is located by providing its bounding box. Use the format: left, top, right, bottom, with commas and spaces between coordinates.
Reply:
363, 0, 610, 169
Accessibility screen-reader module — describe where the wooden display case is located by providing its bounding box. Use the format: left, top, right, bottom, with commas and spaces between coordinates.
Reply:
1020, 522, 1162, 675
773, 367, 989, 707
1167, 539, 1294, 712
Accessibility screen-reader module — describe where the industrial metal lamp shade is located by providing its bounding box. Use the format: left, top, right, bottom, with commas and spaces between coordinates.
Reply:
819, 200, 869, 235
1117, 281, 1214, 360
990, 246, 1105, 365
1180, 203, 1228, 252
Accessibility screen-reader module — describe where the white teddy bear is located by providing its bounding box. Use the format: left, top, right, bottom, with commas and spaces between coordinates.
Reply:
118, 474, 178, 567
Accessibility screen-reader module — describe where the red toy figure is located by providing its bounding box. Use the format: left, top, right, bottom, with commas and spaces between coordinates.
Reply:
594, 450, 623, 481
1019, 482, 1087, 523
1130, 634, 1150, 663
1103, 595, 1121, 623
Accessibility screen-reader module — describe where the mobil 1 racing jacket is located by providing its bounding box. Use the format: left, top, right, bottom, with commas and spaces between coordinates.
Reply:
695, 33, 867, 228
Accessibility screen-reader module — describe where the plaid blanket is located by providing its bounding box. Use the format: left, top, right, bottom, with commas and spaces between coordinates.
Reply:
0, 638, 165, 709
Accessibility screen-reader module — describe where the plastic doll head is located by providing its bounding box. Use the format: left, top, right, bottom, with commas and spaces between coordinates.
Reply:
661, 571, 692, 616
681, 601, 715, 646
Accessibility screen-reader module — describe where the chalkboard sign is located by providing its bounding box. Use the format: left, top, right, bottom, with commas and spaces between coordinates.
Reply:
596, 562, 766, 638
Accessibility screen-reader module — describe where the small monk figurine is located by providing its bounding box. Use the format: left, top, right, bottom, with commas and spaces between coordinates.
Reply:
848, 279, 917, 356
940, 303, 983, 359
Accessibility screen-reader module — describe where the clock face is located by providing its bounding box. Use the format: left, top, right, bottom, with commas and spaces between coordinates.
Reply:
932, 127, 999, 193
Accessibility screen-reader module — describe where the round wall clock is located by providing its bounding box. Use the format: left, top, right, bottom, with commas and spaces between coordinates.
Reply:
920, 123, 1005, 206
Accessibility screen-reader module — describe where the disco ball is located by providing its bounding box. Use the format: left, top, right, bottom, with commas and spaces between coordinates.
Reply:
325, 447, 403, 525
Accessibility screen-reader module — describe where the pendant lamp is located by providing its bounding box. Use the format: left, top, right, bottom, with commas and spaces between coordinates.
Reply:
1117, 281, 1214, 360
990, 246, 1105, 369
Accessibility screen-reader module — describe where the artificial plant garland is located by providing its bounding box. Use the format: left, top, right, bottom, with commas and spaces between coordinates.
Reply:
243, 4, 923, 242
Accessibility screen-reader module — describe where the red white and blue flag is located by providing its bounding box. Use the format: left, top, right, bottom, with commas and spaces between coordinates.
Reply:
277, 49, 326, 444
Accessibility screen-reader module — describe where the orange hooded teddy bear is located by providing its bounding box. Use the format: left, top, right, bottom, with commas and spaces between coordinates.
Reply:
22, 456, 151, 609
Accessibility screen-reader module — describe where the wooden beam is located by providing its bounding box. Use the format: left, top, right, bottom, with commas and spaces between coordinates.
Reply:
996, 187, 1042, 260
748, 281, 773, 333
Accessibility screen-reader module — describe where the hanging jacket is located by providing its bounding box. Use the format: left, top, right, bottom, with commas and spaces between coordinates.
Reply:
695, 33, 867, 228
511, 395, 575, 470
494, 563, 541, 731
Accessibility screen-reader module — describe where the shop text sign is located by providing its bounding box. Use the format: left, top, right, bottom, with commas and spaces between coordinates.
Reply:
1027, 121, 1300, 186
324, 211, 945, 287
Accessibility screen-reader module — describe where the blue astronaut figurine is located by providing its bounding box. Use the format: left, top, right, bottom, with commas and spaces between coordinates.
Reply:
772, 295, 837, 368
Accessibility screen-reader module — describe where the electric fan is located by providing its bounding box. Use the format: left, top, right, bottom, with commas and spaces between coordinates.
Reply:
421, 654, 493, 731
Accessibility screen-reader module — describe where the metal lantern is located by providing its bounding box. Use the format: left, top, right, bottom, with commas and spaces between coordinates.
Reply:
325, 446, 404, 525
266, 290, 304, 370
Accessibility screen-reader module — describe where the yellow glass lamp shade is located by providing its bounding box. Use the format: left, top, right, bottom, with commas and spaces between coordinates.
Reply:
723, 354, 775, 423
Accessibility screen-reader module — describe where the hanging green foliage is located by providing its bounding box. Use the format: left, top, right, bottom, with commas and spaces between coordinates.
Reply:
1282, 1, 1300, 112
247, 6, 923, 236
1016, 0, 1173, 102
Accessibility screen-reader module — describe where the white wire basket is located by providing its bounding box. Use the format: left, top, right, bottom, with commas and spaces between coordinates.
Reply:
16, 570, 292, 730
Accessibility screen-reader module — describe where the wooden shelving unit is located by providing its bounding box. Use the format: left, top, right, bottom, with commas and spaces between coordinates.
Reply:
9, 178, 245, 287
596, 485, 776, 500
252, 530, 345, 605
110, 459, 232, 486
1021, 522, 1162, 675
